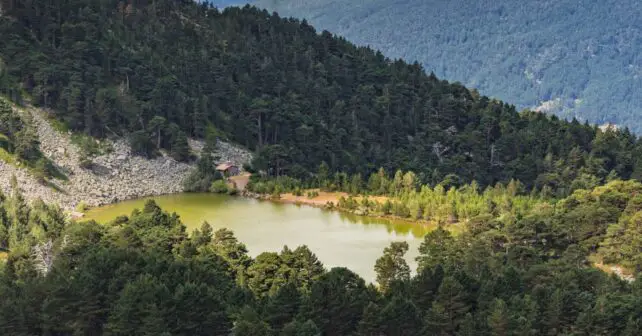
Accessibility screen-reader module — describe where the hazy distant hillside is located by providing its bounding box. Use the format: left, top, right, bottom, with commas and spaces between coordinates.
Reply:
205, 0, 247, 7
255, 0, 642, 132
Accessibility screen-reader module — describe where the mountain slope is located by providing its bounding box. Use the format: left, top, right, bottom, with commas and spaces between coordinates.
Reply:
1, 0, 642, 193
0, 100, 251, 209
254, 0, 642, 131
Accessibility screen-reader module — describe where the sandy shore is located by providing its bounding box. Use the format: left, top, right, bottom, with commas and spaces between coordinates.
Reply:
278, 189, 389, 206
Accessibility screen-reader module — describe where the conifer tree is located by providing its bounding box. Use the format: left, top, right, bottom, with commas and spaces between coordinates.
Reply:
374, 241, 411, 292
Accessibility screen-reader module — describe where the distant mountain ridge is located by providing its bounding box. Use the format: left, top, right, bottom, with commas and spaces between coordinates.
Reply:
254, 0, 642, 132
205, 0, 247, 8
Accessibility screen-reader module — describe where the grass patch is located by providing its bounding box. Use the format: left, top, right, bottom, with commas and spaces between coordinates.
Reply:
0, 148, 16, 164
76, 201, 89, 212
47, 116, 70, 133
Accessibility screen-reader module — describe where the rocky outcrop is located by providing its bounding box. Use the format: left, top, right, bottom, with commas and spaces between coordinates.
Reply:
0, 105, 252, 210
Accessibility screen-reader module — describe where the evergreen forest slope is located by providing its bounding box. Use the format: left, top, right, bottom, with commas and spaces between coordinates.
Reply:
0, 2, 640, 334
255, 0, 642, 131
2, 0, 642, 194
0, 182, 641, 335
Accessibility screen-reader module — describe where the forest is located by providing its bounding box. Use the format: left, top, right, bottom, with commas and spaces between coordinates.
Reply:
2, 0, 642, 191
255, 0, 642, 132
0, 182, 640, 335
0, 1, 640, 334
247, 166, 642, 272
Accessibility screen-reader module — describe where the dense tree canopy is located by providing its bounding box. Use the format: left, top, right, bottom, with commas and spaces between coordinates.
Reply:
2, 0, 642, 191
1, 180, 641, 335
256, 0, 642, 132
0, 1, 640, 335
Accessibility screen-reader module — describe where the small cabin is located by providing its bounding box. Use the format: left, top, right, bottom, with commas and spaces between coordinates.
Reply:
216, 162, 240, 176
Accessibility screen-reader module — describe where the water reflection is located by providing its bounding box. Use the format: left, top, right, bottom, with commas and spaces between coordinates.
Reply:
84, 193, 428, 282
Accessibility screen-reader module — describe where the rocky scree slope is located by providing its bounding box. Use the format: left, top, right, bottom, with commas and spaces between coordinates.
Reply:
0, 105, 252, 211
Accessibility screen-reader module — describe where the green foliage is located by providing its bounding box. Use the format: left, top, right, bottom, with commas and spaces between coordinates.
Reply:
247, 175, 303, 195
209, 180, 229, 194
232, 307, 272, 336
0, 181, 640, 335
281, 319, 321, 336
257, 0, 642, 132
374, 241, 411, 292
183, 151, 222, 192
2, 0, 642, 191
303, 267, 371, 336
71, 133, 112, 158
0, 2, 640, 333
75, 201, 89, 212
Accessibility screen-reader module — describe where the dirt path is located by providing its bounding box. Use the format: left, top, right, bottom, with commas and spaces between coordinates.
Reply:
279, 189, 390, 206
229, 173, 251, 191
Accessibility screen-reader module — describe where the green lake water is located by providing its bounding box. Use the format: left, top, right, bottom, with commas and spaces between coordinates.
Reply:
84, 193, 431, 282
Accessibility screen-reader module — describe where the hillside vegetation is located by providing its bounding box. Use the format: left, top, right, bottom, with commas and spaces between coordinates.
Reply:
0, 180, 641, 335
255, 0, 642, 131
2, 0, 642, 194
0, 1, 640, 334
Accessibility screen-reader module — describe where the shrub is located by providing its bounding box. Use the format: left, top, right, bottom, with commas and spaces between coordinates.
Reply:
293, 187, 303, 196
76, 201, 89, 212
210, 180, 229, 194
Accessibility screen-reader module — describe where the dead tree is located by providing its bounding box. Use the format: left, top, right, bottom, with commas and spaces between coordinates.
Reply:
32, 240, 55, 276
432, 142, 450, 163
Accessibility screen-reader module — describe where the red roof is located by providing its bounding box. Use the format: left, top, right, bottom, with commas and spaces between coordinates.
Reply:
216, 162, 236, 171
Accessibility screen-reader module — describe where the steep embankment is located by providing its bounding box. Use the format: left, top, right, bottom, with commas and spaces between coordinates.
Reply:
0, 104, 252, 210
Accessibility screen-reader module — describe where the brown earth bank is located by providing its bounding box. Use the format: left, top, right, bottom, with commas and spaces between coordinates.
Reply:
242, 187, 465, 233
280, 189, 390, 207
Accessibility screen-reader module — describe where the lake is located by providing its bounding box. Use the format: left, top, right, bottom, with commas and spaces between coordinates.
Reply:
84, 193, 430, 282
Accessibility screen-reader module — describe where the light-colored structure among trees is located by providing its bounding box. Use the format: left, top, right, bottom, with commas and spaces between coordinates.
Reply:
216, 162, 240, 176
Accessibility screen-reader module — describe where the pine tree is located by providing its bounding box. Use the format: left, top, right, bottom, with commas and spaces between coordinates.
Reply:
356, 303, 381, 336
424, 302, 450, 336
456, 313, 476, 336
622, 317, 640, 336
140, 303, 170, 336
281, 319, 322, 336
379, 296, 423, 336
265, 282, 301, 331
543, 289, 563, 336
416, 228, 458, 272
433, 276, 470, 334
487, 299, 510, 336
170, 130, 190, 162
231, 306, 272, 336
374, 241, 411, 292
303, 268, 370, 336
410, 265, 443, 313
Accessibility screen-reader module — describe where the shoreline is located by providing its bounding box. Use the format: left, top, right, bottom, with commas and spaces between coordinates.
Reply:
1, 104, 253, 215
78, 188, 449, 232
241, 189, 462, 231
